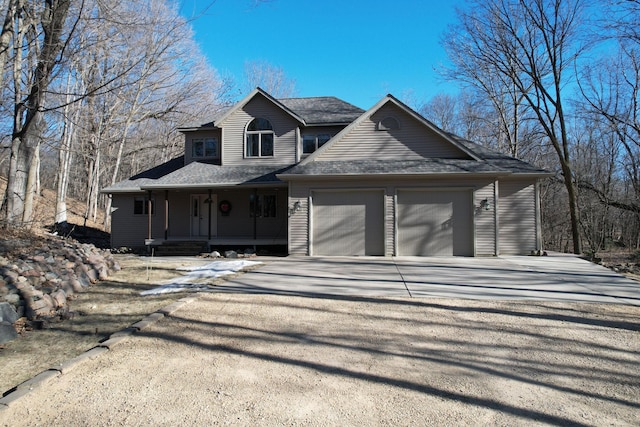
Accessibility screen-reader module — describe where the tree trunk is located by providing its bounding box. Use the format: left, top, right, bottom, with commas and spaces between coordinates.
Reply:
2, 0, 71, 228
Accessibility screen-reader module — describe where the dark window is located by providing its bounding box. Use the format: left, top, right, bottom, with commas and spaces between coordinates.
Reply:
250, 194, 277, 218
302, 134, 331, 154
134, 197, 155, 215
192, 138, 218, 158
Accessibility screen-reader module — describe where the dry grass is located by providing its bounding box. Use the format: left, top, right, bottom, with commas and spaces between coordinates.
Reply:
0, 176, 105, 233
0, 255, 206, 394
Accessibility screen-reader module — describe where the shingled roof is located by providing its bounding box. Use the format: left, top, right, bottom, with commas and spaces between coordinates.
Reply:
140, 162, 292, 190
183, 92, 364, 130
280, 153, 547, 178
278, 96, 364, 125
101, 156, 185, 193
105, 89, 548, 194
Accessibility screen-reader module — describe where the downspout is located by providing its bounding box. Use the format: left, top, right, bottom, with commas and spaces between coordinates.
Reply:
253, 188, 258, 240
147, 190, 153, 241
535, 180, 543, 252
494, 180, 499, 256
208, 189, 212, 240
164, 190, 169, 240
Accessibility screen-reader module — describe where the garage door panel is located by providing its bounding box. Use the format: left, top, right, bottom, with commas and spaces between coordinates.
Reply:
312, 191, 384, 256
398, 190, 472, 256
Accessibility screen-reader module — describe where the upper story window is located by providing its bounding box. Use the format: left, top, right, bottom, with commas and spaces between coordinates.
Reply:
246, 118, 274, 157
302, 134, 331, 154
192, 137, 218, 158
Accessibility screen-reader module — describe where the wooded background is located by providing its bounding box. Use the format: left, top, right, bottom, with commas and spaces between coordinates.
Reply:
0, 0, 638, 256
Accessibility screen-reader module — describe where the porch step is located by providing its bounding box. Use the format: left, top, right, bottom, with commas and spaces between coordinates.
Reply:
153, 241, 208, 256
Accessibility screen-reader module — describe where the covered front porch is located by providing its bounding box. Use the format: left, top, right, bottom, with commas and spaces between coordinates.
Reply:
136, 184, 289, 255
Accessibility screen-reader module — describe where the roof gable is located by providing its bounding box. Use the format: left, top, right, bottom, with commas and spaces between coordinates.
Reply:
213, 87, 305, 127
302, 95, 480, 165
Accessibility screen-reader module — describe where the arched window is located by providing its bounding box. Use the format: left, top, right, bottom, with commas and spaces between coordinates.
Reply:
246, 118, 274, 157
377, 116, 400, 131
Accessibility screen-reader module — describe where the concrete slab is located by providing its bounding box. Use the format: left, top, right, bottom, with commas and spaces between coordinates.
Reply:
216, 253, 640, 305
217, 257, 409, 297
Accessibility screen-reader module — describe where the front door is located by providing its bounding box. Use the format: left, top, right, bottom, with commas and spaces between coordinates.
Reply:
191, 194, 217, 237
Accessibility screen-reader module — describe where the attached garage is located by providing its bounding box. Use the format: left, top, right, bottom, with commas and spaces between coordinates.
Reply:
279, 95, 549, 257
397, 189, 474, 256
311, 190, 385, 256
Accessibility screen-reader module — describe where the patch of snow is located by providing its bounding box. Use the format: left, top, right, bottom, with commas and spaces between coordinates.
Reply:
140, 260, 262, 296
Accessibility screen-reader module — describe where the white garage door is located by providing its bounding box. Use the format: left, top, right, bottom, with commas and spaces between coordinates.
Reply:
312, 190, 384, 256
397, 190, 473, 256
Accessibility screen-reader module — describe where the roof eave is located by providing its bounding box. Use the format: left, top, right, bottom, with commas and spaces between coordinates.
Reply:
304, 121, 358, 127
101, 187, 146, 194
277, 171, 508, 181
178, 126, 218, 133
140, 182, 287, 191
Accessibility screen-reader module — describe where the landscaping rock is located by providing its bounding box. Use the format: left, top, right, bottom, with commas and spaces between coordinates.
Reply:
0, 302, 19, 324
0, 230, 120, 332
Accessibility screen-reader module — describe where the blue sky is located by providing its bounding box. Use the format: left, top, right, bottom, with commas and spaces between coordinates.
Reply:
180, 0, 463, 109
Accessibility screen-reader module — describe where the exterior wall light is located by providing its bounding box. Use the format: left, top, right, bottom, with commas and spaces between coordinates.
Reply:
289, 200, 302, 217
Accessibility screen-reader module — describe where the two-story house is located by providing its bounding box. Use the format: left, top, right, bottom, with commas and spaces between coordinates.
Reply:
102, 87, 549, 256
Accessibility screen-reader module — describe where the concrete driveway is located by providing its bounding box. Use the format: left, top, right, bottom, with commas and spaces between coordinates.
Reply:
219, 253, 640, 305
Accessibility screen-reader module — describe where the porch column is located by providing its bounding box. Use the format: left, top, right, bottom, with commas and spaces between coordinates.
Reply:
147, 190, 153, 240
252, 188, 258, 240
164, 190, 169, 240
208, 189, 212, 240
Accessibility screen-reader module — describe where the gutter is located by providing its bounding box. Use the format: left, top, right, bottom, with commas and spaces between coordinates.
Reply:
276, 171, 511, 181
140, 182, 288, 191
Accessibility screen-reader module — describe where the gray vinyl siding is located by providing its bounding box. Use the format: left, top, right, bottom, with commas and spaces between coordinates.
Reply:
215, 190, 255, 238
220, 94, 299, 166
315, 103, 471, 162
169, 192, 191, 237
474, 181, 497, 256
498, 179, 538, 255
300, 125, 346, 159
110, 193, 165, 248
184, 129, 222, 165
385, 192, 395, 257
288, 183, 310, 255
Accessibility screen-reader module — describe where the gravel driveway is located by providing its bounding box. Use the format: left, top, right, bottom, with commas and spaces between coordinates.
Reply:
1, 256, 639, 426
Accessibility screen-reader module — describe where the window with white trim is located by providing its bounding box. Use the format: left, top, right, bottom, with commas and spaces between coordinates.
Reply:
192, 137, 218, 158
302, 134, 331, 154
245, 118, 274, 157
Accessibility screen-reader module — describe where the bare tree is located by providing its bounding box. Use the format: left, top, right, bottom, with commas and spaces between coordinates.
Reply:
243, 60, 297, 98
442, 0, 589, 254
40, 0, 229, 229
2, 0, 73, 227
578, 1, 640, 218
